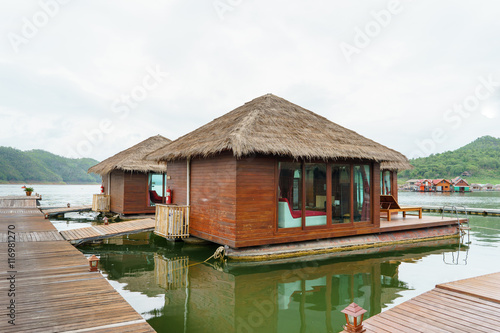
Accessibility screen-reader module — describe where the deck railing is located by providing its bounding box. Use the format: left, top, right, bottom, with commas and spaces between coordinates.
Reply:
92, 194, 110, 212
155, 204, 190, 238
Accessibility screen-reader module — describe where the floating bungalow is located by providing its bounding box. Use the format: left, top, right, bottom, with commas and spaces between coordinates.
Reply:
415, 179, 433, 192
88, 135, 171, 215
451, 177, 471, 192
432, 179, 452, 192
146, 94, 464, 256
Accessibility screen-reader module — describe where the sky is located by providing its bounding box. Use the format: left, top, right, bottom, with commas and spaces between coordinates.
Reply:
1, 0, 499, 162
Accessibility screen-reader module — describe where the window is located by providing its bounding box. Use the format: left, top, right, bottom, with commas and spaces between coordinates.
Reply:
354, 165, 371, 222
304, 163, 327, 226
331, 165, 350, 224
278, 161, 372, 229
278, 162, 302, 228
149, 173, 165, 206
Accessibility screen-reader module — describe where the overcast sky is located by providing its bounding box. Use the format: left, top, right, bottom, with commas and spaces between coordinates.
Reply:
1, 1, 499, 161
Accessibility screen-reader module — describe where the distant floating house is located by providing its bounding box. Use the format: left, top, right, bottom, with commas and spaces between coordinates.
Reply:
415, 179, 433, 192
495, 184, 500, 191
148, 94, 414, 248
470, 183, 482, 191
88, 135, 171, 215
483, 183, 494, 191
432, 179, 452, 192
451, 177, 470, 192
461, 171, 471, 177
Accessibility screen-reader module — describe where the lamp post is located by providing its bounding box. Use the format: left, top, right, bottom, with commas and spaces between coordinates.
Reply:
88, 255, 100, 272
341, 302, 367, 333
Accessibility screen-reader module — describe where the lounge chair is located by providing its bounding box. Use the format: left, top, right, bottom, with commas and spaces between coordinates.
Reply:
380, 195, 422, 221
149, 190, 164, 204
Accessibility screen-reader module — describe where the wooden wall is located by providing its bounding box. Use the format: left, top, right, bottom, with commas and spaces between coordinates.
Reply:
107, 170, 155, 215
235, 155, 276, 244
231, 157, 381, 248
189, 154, 237, 247
109, 170, 124, 213
123, 172, 155, 214
167, 160, 188, 206
178, 154, 383, 248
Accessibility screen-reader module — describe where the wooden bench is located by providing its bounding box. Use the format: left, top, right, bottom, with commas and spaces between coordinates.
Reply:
380, 195, 422, 221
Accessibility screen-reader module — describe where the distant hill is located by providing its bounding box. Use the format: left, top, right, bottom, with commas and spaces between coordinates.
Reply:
400, 136, 500, 182
0, 147, 101, 184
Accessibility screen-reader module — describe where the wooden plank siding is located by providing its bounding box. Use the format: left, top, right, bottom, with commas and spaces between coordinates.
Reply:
109, 170, 124, 213
123, 172, 155, 214
106, 170, 156, 215
168, 160, 188, 206
189, 154, 237, 247
235, 155, 276, 244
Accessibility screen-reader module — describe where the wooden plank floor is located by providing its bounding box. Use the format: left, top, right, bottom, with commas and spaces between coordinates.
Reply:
60, 218, 154, 244
380, 214, 466, 233
41, 205, 92, 216
0, 201, 155, 332
358, 272, 500, 333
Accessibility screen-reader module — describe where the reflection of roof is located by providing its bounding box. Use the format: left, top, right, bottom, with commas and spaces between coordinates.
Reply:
147, 94, 412, 170
89, 135, 170, 175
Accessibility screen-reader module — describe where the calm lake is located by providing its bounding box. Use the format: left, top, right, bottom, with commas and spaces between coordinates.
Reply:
1, 185, 499, 333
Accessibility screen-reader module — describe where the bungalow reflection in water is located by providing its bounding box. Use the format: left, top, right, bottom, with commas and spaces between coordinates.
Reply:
144, 240, 458, 333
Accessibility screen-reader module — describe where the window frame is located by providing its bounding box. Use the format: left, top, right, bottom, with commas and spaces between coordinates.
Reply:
276, 159, 374, 232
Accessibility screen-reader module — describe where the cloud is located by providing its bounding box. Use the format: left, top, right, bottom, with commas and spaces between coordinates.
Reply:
0, 0, 499, 161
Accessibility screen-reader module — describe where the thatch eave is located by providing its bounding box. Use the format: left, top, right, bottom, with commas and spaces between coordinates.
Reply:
88, 135, 171, 176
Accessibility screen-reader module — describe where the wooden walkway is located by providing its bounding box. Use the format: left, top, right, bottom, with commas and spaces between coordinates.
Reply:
358, 272, 500, 333
41, 205, 92, 216
60, 218, 155, 245
0, 202, 155, 332
422, 205, 500, 217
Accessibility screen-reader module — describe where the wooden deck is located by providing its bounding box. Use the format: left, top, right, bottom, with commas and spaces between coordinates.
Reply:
379, 214, 465, 233
60, 218, 155, 245
41, 205, 92, 216
358, 272, 500, 333
0, 201, 155, 332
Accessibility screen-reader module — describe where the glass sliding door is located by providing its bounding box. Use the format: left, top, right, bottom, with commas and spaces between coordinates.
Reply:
149, 173, 165, 206
354, 165, 371, 222
278, 162, 302, 228
331, 165, 351, 224
381, 170, 392, 195
304, 163, 327, 226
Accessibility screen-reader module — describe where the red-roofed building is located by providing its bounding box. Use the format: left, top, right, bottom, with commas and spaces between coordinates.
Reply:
432, 179, 452, 192
415, 179, 433, 192
451, 177, 471, 192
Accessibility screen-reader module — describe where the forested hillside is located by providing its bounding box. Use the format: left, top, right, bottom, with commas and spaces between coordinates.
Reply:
400, 136, 500, 182
0, 147, 100, 184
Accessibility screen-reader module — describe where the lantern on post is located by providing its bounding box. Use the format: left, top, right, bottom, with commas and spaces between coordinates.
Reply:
341, 302, 367, 333
88, 255, 100, 272
103, 216, 109, 225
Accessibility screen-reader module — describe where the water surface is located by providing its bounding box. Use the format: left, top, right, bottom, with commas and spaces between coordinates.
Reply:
3, 185, 499, 333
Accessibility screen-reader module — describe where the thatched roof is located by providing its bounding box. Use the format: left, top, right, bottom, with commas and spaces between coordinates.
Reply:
380, 160, 413, 171
147, 94, 412, 169
88, 135, 171, 175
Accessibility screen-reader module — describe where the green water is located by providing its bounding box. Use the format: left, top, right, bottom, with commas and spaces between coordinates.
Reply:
76, 192, 500, 333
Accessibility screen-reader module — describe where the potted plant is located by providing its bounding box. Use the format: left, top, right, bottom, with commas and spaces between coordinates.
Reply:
22, 186, 34, 196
